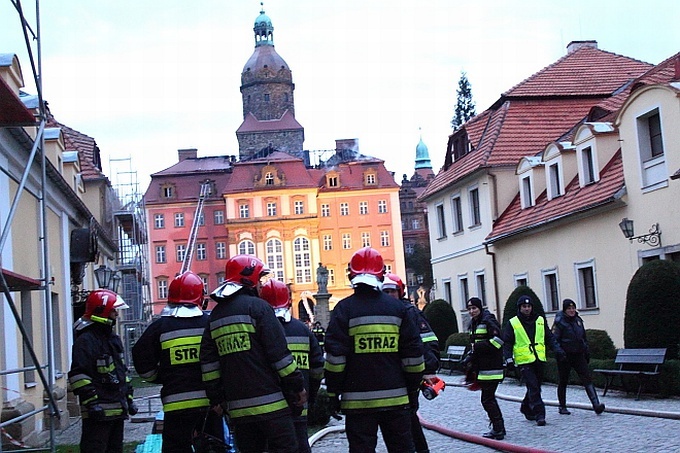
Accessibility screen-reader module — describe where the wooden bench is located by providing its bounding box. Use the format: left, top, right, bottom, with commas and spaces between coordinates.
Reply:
593, 348, 667, 400
438, 345, 467, 375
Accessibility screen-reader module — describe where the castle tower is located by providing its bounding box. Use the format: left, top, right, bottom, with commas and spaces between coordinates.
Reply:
236, 5, 305, 160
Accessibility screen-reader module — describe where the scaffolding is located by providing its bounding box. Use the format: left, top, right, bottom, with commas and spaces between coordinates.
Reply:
109, 156, 152, 368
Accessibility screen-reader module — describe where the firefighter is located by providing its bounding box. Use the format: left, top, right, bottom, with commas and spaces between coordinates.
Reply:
325, 247, 425, 453
311, 321, 326, 352
68, 289, 137, 453
260, 279, 324, 453
132, 271, 224, 452
383, 273, 440, 453
200, 254, 306, 453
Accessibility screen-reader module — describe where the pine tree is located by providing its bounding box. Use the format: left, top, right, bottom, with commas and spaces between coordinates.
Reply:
451, 71, 476, 130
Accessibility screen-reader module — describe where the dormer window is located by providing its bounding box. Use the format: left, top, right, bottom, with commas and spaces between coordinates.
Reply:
161, 184, 175, 199
326, 172, 339, 188
255, 165, 285, 187
364, 170, 377, 186
265, 172, 274, 185
637, 108, 667, 188
521, 175, 534, 208
580, 146, 597, 185
548, 162, 562, 199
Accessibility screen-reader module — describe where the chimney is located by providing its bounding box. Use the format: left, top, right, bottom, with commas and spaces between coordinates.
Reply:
178, 148, 197, 162
566, 40, 598, 54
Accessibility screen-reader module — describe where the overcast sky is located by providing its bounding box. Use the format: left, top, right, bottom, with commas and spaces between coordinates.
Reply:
2, 0, 678, 188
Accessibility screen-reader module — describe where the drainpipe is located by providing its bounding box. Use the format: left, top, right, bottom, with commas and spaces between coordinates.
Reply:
485, 242, 501, 318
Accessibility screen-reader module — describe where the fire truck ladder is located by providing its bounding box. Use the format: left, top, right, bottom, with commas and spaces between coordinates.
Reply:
179, 181, 211, 274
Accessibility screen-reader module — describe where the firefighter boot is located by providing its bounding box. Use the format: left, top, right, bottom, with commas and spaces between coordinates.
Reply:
585, 384, 605, 414
482, 417, 505, 440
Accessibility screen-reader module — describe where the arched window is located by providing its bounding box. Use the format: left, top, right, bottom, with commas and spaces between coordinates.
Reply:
266, 239, 285, 281
293, 237, 312, 284
238, 240, 256, 255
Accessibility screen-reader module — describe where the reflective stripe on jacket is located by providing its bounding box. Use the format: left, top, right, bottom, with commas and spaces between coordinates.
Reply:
510, 316, 546, 365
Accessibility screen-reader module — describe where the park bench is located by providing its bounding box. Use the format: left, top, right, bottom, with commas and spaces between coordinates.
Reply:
438, 345, 467, 375
593, 348, 667, 400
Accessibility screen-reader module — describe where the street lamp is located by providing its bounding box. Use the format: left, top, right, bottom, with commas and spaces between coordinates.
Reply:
618, 218, 661, 247
94, 265, 114, 289
111, 272, 122, 293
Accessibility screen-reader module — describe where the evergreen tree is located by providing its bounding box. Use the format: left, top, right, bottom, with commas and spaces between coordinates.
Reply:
451, 71, 476, 130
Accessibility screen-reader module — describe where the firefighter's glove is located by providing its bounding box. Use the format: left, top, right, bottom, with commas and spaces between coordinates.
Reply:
286, 389, 307, 417
127, 399, 139, 416
87, 404, 105, 422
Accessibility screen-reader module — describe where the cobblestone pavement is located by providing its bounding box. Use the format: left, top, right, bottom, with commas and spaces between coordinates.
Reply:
55, 375, 680, 452
312, 374, 680, 453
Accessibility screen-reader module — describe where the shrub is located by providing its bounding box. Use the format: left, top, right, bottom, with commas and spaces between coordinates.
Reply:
423, 299, 458, 350
586, 329, 616, 360
445, 332, 470, 349
501, 285, 546, 328
624, 260, 680, 359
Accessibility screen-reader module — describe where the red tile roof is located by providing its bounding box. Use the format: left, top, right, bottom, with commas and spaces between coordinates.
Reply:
224, 151, 317, 193
418, 46, 653, 202
236, 110, 303, 133
504, 46, 652, 97
486, 150, 625, 243
145, 156, 233, 204
51, 120, 107, 182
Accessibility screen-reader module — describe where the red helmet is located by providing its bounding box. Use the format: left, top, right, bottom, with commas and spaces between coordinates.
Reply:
383, 273, 406, 299
225, 254, 269, 287
168, 271, 205, 307
84, 289, 128, 323
260, 279, 291, 310
348, 247, 385, 287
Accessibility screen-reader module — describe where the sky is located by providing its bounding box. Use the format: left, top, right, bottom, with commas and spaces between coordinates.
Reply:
2, 0, 678, 189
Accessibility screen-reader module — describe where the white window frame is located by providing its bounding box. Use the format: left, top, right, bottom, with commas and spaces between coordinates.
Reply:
321, 203, 330, 217
541, 267, 560, 312
323, 234, 333, 251
451, 195, 463, 233
443, 279, 452, 305
266, 239, 285, 281
361, 232, 371, 247
154, 213, 165, 229
380, 230, 390, 247
174, 213, 185, 228
578, 145, 598, 186
520, 175, 534, 208
378, 200, 387, 213
342, 233, 351, 250
294, 200, 304, 215
637, 108, 667, 189
176, 244, 186, 263
547, 158, 564, 200
294, 237, 312, 284
436, 203, 446, 239
267, 201, 277, 216
574, 259, 598, 309
474, 270, 486, 306
340, 202, 349, 216
468, 187, 481, 227
514, 273, 529, 288
239, 203, 250, 218
457, 274, 469, 310
359, 201, 369, 215
155, 245, 166, 263
238, 240, 256, 255
158, 279, 168, 299
196, 243, 207, 261
216, 241, 226, 259
214, 210, 224, 225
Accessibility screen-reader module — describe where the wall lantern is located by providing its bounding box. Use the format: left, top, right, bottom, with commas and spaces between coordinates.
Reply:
618, 218, 661, 247
94, 264, 114, 289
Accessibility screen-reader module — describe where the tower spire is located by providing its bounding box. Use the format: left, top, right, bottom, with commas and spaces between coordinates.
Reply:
254, 2, 274, 47
415, 128, 432, 170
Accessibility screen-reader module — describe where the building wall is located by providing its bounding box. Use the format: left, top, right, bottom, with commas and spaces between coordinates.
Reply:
236, 129, 304, 159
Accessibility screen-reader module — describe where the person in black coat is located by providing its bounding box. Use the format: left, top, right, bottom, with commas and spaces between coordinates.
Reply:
551, 298, 605, 415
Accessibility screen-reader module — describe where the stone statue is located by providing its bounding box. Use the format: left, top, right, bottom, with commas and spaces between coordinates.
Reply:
316, 263, 329, 293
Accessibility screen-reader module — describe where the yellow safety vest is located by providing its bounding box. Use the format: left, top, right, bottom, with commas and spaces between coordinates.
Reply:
509, 316, 546, 365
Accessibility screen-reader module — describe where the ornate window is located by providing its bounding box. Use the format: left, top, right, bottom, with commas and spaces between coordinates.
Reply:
238, 240, 256, 255
266, 239, 285, 281
294, 237, 312, 284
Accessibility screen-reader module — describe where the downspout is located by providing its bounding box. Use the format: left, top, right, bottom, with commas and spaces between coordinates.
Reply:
485, 242, 501, 318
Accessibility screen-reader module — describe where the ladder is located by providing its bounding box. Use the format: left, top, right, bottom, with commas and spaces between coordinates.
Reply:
180, 181, 211, 274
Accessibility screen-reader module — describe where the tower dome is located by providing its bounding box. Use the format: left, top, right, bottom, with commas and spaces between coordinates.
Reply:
415, 136, 432, 170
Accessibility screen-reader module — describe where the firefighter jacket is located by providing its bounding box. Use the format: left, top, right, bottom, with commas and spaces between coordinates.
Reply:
200, 290, 305, 423
132, 312, 211, 413
280, 317, 324, 419
324, 286, 425, 413
468, 309, 504, 381
402, 299, 439, 375
68, 322, 132, 420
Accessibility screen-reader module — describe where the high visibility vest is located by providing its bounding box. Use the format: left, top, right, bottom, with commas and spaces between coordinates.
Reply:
509, 316, 546, 365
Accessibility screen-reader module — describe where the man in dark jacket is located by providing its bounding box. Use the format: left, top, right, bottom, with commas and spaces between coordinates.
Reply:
502, 295, 565, 426
552, 298, 605, 415
133, 271, 224, 452
69, 289, 136, 453
325, 248, 425, 453
200, 255, 306, 453
383, 273, 440, 453
261, 278, 324, 453
466, 297, 505, 439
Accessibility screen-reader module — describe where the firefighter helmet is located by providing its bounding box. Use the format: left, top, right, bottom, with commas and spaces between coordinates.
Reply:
260, 278, 290, 310
168, 271, 205, 308
212, 254, 271, 298
348, 247, 385, 288
84, 289, 128, 324
383, 273, 406, 299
